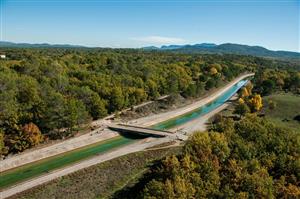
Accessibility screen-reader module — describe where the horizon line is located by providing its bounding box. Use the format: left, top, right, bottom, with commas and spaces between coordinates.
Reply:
0, 40, 299, 53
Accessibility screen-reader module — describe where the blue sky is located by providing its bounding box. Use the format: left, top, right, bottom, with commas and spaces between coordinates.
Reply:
1, 0, 299, 51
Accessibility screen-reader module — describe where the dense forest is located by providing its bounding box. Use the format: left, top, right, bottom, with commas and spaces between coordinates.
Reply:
0, 48, 299, 155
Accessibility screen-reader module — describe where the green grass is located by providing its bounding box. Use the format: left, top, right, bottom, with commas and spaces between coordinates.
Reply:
264, 93, 300, 131
0, 136, 135, 189
10, 147, 181, 199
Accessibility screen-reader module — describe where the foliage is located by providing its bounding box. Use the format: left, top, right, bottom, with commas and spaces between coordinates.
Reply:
268, 99, 277, 110
0, 130, 7, 156
0, 48, 299, 154
253, 69, 300, 96
21, 122, 44, 147
239, 87, 250, 98
234, 101, 250, 117
135, 115, 300, 199
248, 94, 263, 112
1, 49, 259, 154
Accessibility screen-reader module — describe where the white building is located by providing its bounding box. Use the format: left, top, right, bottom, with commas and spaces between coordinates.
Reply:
0, 54, 6, 59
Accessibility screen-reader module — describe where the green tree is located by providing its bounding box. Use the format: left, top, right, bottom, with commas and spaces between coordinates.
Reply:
110, 87, 124, 112
261, 79, 276, 95
205, 78, 216, 90
64, 98, 89, 133
234, 102, 250, 118
268, 100, 277, 110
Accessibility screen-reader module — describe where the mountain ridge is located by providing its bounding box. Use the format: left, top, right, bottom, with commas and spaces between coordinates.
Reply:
143, 43, 300, 59
1, 41, 299, 59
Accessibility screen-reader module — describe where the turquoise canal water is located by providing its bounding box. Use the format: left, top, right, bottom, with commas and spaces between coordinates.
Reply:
151, 79, 248, 130
0, 78, 248, 189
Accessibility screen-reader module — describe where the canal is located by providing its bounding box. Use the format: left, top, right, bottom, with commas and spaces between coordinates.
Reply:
0, 78, 249, 189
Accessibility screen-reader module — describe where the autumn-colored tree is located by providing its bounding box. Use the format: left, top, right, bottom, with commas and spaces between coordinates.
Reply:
210, 67, 218, 75
21, 122, 44, 147
211, 63, 222, 72
239, 87, 250, 98
248, 94, 263, 112
0, 130, 7, 156
245, 82, 253, 95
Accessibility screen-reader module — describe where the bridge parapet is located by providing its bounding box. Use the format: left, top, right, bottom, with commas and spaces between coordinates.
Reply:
108, 124, 173, 137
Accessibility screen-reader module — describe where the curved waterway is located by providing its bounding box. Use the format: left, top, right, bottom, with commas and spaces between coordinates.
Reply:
151, 79, 249, 130
0, 78, 248, 189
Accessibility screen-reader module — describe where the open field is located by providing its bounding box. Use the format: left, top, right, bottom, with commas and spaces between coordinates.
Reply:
264, 93, 300, 131
8, 147, 181, 199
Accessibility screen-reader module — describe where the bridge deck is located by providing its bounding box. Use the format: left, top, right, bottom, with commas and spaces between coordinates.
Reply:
108, 124, 173, 137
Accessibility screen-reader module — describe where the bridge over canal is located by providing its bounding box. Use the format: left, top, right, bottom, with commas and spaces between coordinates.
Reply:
108, 124, 188, 140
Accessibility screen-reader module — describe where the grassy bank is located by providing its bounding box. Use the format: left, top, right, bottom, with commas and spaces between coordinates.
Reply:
9, 147, 181, 199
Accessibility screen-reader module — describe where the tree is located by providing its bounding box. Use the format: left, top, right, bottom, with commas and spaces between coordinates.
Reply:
268, 100, 277, 110
146, 79, 160, 99
110, 87, 124, 112
248, 94, 263, 112
16, 75, 41, 123
182, 83, 197, 98
205, 78, 216, 90
64, 98, 89, 133
0, 130, 7, 156
210, 67, 218, 76
261, 80, 275, 95
70, 86, 107, 119
245, 82, 253, 95
38, 90, 66, 133
234, 102, 250, 118
239, 87, 250, 98
21, 122, 43, 147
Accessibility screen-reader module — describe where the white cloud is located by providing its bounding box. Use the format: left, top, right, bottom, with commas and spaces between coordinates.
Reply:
131, 36, 186, 45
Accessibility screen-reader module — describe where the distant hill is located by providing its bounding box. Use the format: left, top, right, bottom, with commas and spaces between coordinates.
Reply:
159, 43, 217, 50
1, 41, 299, 59
0, 41, 84, 48
143, 43, 300, 59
